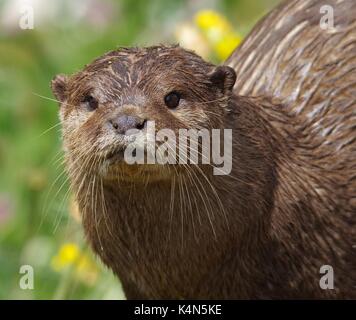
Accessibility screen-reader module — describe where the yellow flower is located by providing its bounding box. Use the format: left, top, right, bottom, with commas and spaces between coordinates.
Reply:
51, 243, 79, 271
215, 33, 242, 60
194, 9, 242, 61
195, 10, 231, 34
51, 243, 99, 286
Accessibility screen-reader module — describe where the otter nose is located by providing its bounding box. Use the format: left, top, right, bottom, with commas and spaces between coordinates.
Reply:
109, 115, 146, 134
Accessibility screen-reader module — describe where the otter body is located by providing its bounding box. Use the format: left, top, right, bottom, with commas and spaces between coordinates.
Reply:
52, 0, 356, 298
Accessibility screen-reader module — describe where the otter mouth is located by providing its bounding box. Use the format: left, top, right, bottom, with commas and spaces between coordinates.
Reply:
105, 145, 144, 165
106, 149, 126, 163
102, 144, 174, 182
102, 158, 172, 182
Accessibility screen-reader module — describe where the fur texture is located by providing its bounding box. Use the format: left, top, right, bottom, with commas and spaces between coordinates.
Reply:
52, 0, 355, 299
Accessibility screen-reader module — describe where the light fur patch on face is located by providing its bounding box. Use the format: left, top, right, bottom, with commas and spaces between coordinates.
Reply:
61, 106, 89, 133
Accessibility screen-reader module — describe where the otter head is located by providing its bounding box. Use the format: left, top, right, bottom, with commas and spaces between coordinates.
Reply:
51, 45, 236, 183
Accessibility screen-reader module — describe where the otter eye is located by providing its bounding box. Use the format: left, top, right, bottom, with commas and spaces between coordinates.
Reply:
164, 91, 180, 109
82, 95, 98, 111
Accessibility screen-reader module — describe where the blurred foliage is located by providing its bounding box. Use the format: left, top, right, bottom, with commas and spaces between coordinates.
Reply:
0, 0, 280, 299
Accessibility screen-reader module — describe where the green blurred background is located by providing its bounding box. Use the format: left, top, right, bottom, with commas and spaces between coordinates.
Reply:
0, 0, 280, 299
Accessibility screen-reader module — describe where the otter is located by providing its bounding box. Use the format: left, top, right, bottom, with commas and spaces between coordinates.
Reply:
51, 0, 356, 299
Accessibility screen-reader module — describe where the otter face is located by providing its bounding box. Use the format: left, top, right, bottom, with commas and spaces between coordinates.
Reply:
51, 46, 236, 181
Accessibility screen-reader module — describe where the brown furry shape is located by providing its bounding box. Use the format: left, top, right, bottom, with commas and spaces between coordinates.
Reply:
51, 0, 355, 299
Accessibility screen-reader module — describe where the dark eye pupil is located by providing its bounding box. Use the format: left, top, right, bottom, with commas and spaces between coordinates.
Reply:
83, 95, 98, 111
164, 92, 180, 109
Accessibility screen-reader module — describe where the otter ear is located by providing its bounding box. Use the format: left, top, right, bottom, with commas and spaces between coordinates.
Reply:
209, 66, 236, 94
51, 74, 68, 103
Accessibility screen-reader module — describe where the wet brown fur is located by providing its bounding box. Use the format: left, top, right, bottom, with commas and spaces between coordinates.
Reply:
52, 0, 355, 299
